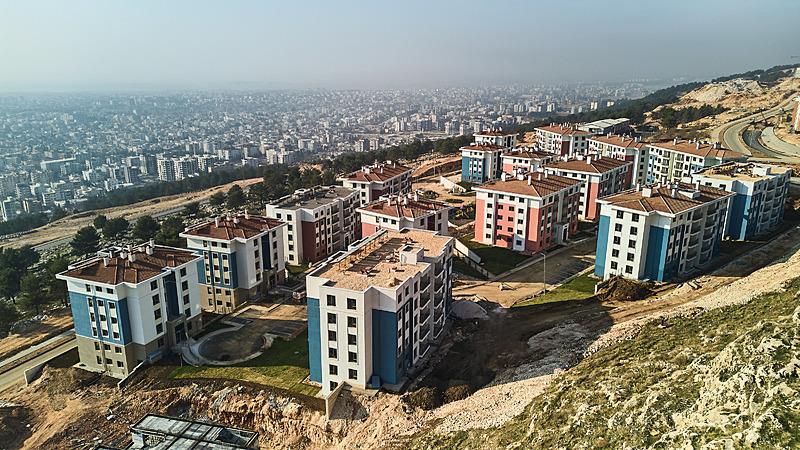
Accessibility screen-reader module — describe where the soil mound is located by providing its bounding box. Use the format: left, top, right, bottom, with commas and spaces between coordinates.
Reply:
597, 277, 654, 302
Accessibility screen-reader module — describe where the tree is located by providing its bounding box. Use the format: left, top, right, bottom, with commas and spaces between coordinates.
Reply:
0, 301, 20, 335
0, 268, 20, 302
50, 206, 68, 221
72, 226, 100, 256
93, 214, 108, 229
155, 216, 186, 248
15, 246, 40, 271
209, 191, 226, 207
321, 170, 337, 186
18, 273, 49, 316
44, 257, 70, 307
102, 217, 129, 238
183, 202, 200, 217
226, 185, 246, 209
133, 216, 160, 241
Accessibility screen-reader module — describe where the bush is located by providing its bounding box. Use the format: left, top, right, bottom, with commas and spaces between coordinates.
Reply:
443, 384, 471, 403
404, 386, 442, 410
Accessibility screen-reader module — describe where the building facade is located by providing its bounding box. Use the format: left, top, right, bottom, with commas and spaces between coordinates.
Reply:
57, 244, 203, 378
460, 144, 505, 184
473, 129, 517, 148
306, 229, 454, 394
692, 162, 791, 240
340, 161, 412, 206
543, 155, 632, 221
180, 213, 287, 314
500, 148, 555, 175
645, 139, 746, 184
535, 124, 593, 156
594, 183, 733, 282
357, 193, 451, 237
473, 172, 582, 253
265, 186, 360, 265
588, 134, 648, 186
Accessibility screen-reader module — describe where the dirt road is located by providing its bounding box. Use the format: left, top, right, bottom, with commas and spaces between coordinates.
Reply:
2, 177, 263, 249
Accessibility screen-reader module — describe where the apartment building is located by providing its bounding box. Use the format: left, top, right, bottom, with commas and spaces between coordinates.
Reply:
500, 148, 555, 174
645, 139, 746, 184
56, 244, 203, 378
535, 124, 593, 156
473, 172, 583, 253
306, 228, 454, 394
588, 134, 648, 185
692, 162, 790, 240
265, 186, 360, 265
358, 193, 451, 237
594, 183, 733, 282
460, 143, 506, 184
340, 161, 412, 205
180, 213, 287, 314
543, 155, 632, 221
792, 96, 800, 132
473, 129, 517, 148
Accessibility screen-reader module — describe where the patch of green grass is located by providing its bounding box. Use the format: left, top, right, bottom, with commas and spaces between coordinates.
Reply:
458, 236, 530, 275
514, 273, 597, 307
171, 331, 318, 397
287, 263, 310, 275
452, 257, 488, 280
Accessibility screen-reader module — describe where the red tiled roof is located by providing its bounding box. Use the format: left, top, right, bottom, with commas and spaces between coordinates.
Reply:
182, 214, 284, 240
475, 174, 581, 198
358, 196, 450, 219
589, 134, 647, 149
647, 140, 745, 159
475, 130, 515, 137
599, 183, 732, 215
536, 125, 593, 137
545, 157, 631, 174
344, 163, 412, 183
501, 149, 552, 160
60, 246, 199, 285
461, 144, 505, 152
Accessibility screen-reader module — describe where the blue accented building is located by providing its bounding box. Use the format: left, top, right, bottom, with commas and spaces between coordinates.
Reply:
594, 183, 733, 282
692, 162, 790, 241
305, 228, 453, 394
181, 213, 287, 314
57, 244, 203, 379
460, 144, 505, 184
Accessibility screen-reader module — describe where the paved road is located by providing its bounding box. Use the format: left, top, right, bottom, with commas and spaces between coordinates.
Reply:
0, 338, 77, 393
716, 97, 796, 157
0, 328, 74, 371
761, 126, 800, 158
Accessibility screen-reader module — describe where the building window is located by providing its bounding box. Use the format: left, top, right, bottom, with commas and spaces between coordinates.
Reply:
625, 266, 633, 274
183, 294, 190, 305
329, 365, 338, 375
347, 317, 357, 328
327, 313, 336, 324
328, 330, 336, 341
328, 348, 337, 358
628, 240, 636, 248
327, 295, 336, 307
154, 309, 162, 320
347, 298, 356, 310
94, 342, 100, 351
348, 369, 357, 380
612, 249, 619, 257
627, 253, 635, 262
347, 334, 357, 345
181, 281, 189, 291
150, 281, 158, 290
108, 302, 115, 310
152, 295, 159, 305
610, 262, 618, 270
330, 381, 337, 391
613, 236, 621, 245
156, 323, 163, 334
158, 338, 165, 347
616, 211, 624, 219
117, 361, 124, 368
630, 227, 638, 236
86, 285, 91, 293
348, 351, 357, 363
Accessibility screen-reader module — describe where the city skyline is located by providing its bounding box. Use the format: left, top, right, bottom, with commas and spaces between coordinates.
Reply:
1, 0, 798, 91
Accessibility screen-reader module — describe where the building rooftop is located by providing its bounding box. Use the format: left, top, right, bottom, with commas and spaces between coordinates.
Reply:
502, 148, 553, 160
182, 213, 284, 241
588, 134, 646, 148
475, 129, 516, 137
648, 139, 745, 159
310, 229, 450, 292
357, 193, 450, 219
270, 185, 356, 210
545, 155, 631, 174
59, 245, 199, 286
475, 173, 581, 198
536, 124, 593, 137
116, 414, 259, 449
693, 162, 791, 182
343, 161, 411, 183
600, 182, 733, 215
461, 143, 505, 152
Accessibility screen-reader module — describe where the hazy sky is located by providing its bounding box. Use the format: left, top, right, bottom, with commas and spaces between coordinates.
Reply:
0, 0, 798, 91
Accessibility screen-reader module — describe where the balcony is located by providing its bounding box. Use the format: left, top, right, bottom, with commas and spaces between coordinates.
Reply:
434, 262, 444, 276
434, 280, 444, 293
419, 295, 430, 310
419, 311, 430, 327
420, 278, 431, 292
688, 237, 700, 248
690, 223, 701, 235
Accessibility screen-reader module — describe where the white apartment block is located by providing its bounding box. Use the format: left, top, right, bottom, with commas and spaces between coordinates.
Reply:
691, 162, 791, 240
265, 186, 360, 264
57, 244, 203, 378
594, 183, 733, 282
306, 228, 454, 394
180, 213, 287, 314
543, 155, 632, 221
500, 148, 555, 175
340, 161, 412, 205
588, 134, 648, 185
646, 139, 747, 184
357, 193, 451, 237
535, 124, 593, 157
473, 129, 517, 148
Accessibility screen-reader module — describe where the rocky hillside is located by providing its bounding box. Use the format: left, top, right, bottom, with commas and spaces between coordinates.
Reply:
409, 277, 800, 449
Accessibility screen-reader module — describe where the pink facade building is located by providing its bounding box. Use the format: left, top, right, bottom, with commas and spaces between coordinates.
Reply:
340, 161, 412, 206
473, 173, 582, 254
358, 193, 451, 237
500, 148, 555, 175
543, 156, 632, 221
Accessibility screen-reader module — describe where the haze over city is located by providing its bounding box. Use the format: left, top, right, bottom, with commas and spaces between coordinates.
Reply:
1, 0, 798, 91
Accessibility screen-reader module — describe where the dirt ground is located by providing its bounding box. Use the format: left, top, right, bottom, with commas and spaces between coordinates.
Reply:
0, 309, 73, 362
412, 174, 474, 205
1, 177, 263, 250
453, 238, 597, 307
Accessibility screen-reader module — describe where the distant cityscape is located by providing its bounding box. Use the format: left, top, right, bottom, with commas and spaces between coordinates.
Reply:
0, 82, 659, 222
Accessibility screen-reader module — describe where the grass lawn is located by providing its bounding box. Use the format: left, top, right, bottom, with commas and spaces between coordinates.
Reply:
452, 257, 488, 280
287, 263, 310, 275
514, 272, 597, 308
170, 331, 318, 397
458, 237, 530, 276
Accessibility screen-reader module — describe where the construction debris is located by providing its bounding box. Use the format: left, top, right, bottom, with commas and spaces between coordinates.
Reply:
596, 276, 655, 302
